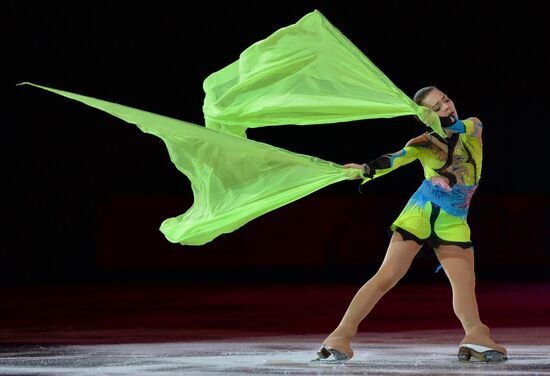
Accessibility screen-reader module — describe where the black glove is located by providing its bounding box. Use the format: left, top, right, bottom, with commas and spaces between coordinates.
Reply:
439, 114, 457, 128
361, 162, 375, 179
358, 161, 376, 194
439, 115, 467, 134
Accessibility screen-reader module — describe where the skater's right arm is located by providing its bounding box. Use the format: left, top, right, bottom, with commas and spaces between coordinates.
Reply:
344, 134, 430, 180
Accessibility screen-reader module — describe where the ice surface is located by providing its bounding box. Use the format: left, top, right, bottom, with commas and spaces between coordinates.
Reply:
1, 328, 549, 375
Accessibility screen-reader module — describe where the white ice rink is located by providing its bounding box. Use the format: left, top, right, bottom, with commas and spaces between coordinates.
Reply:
1, 328, 549, 375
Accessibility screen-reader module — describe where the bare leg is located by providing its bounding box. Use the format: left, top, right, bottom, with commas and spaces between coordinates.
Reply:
436, 245, 507, 354
321, 232, 422, 358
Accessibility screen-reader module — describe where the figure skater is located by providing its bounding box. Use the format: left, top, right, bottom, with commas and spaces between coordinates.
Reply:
315, 86, 508, 363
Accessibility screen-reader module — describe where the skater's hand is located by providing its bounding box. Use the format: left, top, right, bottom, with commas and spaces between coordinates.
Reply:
343, 163, 373, 179
439, 114, 466, 134
439, 114, 457, 128
343, 163, 364, 170
343, 163, 363, 180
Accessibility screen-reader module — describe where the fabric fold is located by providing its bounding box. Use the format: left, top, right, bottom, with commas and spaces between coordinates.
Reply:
19, 10, 445, 246
203, 9, 445, 138
19, 82, 361, 245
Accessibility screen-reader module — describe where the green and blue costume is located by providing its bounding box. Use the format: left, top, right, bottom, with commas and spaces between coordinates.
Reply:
365, 118, 483, 248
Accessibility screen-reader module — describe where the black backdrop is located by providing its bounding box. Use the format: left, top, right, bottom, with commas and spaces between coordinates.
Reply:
9, 1, 549, 285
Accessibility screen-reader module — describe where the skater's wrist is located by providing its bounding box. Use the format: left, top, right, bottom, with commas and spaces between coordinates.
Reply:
362, 163, 374, 178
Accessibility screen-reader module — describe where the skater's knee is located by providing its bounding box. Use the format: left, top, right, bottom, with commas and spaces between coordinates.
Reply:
372, 269, 405, 292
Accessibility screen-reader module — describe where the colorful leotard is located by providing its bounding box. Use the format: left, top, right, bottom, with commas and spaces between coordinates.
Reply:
366, 117, 483, 249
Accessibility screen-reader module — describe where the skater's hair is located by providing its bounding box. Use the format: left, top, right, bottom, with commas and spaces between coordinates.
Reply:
412, 86, 439, 126
413, 86, 437, 106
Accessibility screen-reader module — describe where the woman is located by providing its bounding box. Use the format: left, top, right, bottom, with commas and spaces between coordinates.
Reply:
315, 86, 508, 362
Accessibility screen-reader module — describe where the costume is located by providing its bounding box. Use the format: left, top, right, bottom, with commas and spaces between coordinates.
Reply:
364, 118, 483, 249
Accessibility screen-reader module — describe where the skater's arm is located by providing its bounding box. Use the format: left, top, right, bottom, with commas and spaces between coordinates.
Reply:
362, 146, 420, 180
345, 134, 428, 180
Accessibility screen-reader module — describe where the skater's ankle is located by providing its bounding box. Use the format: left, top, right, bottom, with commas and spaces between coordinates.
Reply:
464, 323, 490, 336
333, 322, 358, 338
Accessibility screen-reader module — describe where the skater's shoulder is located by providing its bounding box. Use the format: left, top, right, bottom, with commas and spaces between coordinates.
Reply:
406, 133, 433, 148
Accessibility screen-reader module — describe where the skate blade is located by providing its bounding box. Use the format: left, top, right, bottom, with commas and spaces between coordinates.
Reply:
310, 345, 351, 362
458, 344, 508, 362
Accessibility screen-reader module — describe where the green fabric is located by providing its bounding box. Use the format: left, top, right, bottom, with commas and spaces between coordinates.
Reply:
19, 82, 361, 245
18, 10, 447, 246
203, 10, 445, 138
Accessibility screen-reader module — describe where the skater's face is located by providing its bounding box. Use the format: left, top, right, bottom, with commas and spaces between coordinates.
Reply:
421, 88, 458, 119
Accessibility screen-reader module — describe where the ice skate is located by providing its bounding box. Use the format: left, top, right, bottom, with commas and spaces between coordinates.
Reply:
458, 324, 507, 362
458, 343, 508, 362
311, 344, 351, 362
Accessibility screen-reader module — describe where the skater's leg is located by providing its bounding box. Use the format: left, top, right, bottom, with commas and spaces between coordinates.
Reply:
436, 245, 507, 355
321, 232, 422, 358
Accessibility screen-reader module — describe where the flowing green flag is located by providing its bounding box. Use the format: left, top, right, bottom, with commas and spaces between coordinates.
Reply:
19, 82, 361, 245
203, 10, 445, 138
19, 10, 444, 246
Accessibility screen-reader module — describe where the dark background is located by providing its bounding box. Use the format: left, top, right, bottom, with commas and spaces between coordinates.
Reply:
9, 1, 549, 285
